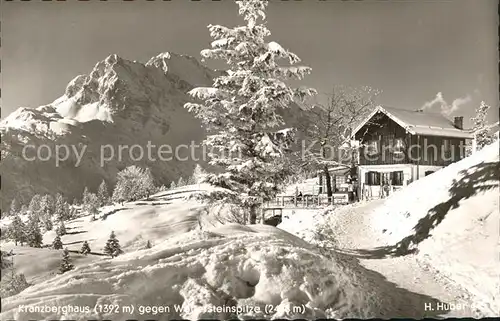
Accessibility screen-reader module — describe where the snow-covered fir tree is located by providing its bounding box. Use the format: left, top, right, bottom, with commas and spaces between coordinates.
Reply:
40, 194, 55, 217
28, 194, 42, 220
97, 180, 110, 207
0, 250, 13, 270
59, 248, 74, 273
52, 235, 63, 250
54, 193, 70, 222
69, 206, 78, 220
26, 216, 43, 248
43, 215, 53, 232
83, 192, 99, 220
169, 181, 177, 190
177, 177, 185, 187
62, 201, 71, 220
7, 215, 26, 246
184, 0, 316, 223
40, 195, 55, 231
112, 166, 155, 203
82, 186, 91, 205
19, 204, 28, 216
0, 256, 31, 298
471, 101, 496, 151
104, 231, 123, 258
191, 164, 207, 184
80, 241, 91, 255
57, 221, 67, 236
9, 198, 20, 217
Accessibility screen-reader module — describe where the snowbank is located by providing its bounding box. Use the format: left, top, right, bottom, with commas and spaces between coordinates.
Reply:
1, 223, 398, 320
370, 141, 499, 245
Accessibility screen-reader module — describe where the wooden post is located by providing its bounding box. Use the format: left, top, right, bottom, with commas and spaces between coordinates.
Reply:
305, 196, 309, 207
261, 207, 264, 224
294, 196, 297, 207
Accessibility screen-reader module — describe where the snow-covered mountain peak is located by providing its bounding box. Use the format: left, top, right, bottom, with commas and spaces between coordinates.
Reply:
0, 51, 310, 214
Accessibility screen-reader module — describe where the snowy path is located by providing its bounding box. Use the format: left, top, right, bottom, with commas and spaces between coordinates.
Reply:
331, 201, 482, 317
278, 201, 480, 318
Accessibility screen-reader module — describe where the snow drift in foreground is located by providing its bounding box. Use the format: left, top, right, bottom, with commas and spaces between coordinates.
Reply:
370, 140, 500, 316
1, 223, 413, 321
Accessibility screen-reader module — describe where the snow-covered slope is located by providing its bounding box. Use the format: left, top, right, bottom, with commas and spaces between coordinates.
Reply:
369, 140, 500, 315
0, 52, 311, 212
1, 185, 450, 320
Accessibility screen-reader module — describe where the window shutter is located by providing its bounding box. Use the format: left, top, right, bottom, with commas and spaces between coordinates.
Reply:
391, 171, 403, 185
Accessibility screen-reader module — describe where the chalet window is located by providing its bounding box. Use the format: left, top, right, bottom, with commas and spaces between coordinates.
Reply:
365, 171, 380, 186
443, 139, 451, 153
366, 140, 379, 155
335, 175, 347, 192
391, 171, 404, 185
394, 138, 404, 154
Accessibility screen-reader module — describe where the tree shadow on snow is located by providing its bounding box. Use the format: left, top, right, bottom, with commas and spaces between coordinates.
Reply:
63, 238, 97, 246
67, 249, 107, 257
63, 230, 88, 235
346, 161, 500, 259
133, 201, 172, 206
101, 207, 131, 220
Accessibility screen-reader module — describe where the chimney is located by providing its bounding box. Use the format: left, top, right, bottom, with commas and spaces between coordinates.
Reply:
454, 116, 464, 130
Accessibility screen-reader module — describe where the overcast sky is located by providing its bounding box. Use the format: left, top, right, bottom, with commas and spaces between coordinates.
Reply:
1, 0, 498, 125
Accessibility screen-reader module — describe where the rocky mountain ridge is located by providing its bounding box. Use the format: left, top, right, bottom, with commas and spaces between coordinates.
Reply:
0, 52, 311, 212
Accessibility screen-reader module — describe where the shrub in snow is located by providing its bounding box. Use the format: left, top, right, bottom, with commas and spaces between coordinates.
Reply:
59, 248, 74, 273
184, 0, 316, 224
80, 241, 91, 255
104, 231, 123, 258
112, 166, 156, 203
52, 235, 63, 250
145, 240, 152, 249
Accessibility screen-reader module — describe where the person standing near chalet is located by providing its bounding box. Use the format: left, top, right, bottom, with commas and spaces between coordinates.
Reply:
347, 180, 354, 203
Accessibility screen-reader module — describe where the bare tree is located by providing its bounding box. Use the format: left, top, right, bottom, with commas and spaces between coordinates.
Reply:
300, 86, 379, 197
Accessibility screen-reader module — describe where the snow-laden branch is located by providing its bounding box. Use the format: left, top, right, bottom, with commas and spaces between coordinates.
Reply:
187, 87, 221, 100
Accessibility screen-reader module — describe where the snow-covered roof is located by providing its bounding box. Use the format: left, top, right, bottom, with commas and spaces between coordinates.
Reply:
352, 105, 474, 139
